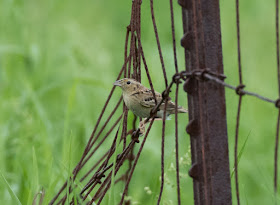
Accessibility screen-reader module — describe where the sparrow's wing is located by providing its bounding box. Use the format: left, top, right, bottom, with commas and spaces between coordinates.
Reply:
131, 86, 182, 112
138, 91, 183, 115
132, 87, 162, 108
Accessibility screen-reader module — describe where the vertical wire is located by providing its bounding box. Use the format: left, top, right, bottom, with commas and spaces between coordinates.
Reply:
175, 83, 181, 205
157, 98, 168, 205
123, 27, 130, 150
236, 0, 243, 84
123, 1, 141, 201
150, 0, 168, 87
169, 0, 178, 73
137, 0, 142, 82
235, 0, 243, 204
139, 42, 158, 104
275, 111, 280, 198
234, 96, 242, 205
128, 1, 136, 78
131, 0, 137, 78
275, 0, 280, 200
169, 0, 181, 203
276, 0, 280, 95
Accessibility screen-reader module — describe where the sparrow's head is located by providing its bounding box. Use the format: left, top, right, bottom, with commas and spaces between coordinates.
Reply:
113, 78, 140, 93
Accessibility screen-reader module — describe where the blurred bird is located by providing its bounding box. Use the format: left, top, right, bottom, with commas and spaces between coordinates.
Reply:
113, 78, 187, 120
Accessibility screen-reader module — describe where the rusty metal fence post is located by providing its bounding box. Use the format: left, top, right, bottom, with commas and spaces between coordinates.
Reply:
179, 0, 232, 204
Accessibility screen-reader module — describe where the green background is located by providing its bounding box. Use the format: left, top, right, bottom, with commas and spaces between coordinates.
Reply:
0, 0, 279, 204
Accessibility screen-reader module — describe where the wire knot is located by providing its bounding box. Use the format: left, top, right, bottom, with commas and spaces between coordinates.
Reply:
161, 90, 170, 99
218, 73, 227, 80
275, 99, 280, 108
95, 172, 105, 184
235, 84, 245, 96
172, 73, 182, 84
180, 71, 189, 80
200, 69, 211, 81
131, 130, 140, 143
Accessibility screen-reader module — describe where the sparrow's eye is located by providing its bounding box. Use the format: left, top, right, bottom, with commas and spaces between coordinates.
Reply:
127, 81, 131, 85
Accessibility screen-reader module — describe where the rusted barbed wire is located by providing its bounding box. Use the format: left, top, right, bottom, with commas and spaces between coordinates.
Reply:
50, 64, 280, 205
174, 70, 279, 106
49, 0, 280, 204
130, 67, 280, 205
49, 0, 175, 203
119, 118, 155, 204
49, 64, 127, 204
85, 70, 178, 204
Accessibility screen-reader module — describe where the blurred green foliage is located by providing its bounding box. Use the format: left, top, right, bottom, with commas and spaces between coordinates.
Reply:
0, 0, 279, 204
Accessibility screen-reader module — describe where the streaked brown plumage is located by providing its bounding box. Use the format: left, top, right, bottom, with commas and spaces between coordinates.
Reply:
114, 78, 187, 119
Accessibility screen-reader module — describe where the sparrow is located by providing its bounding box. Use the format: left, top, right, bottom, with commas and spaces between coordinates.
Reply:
113, 78, 187, 119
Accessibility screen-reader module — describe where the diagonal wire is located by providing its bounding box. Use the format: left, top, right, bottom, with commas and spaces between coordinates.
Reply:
82, 125, 123, 201
49, 57, 128, 204
54, 104, 123, 204
94, 139, 137, 204
119, 118, 156, 204
81, 114, 123, 167
71, 62, 126, 180
49, 66, 126, 205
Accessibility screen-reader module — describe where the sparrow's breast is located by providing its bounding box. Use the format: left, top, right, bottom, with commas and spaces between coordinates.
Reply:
123, 93, 150, 118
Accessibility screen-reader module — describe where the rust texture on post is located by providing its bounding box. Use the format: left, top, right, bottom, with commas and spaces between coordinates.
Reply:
179, 0, 232, 204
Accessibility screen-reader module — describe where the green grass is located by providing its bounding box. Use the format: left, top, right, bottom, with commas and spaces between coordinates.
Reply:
0, 0, 279, 204
0, 171, 22, 205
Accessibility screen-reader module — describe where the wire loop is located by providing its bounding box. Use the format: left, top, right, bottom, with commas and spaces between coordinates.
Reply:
235, 84, 245, 96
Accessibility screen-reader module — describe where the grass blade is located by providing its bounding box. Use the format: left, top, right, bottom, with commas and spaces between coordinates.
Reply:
231, 131, 251, 178
0, 171, 22, 205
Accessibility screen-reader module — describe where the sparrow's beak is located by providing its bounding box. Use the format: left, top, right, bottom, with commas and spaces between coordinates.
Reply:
113, 80, 122, 87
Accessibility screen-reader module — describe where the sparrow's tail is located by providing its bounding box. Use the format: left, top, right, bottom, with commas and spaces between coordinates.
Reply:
169, 106, 188, 114
177, 106, 188, 113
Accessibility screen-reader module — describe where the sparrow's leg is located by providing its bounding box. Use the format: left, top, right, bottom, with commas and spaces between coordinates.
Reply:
139, 120, 146, 135
138, 117, 164, 135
